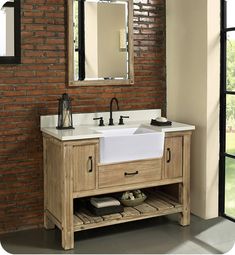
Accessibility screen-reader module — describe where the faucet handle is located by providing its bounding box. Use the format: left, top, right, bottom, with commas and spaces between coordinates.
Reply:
118, 115, 129, 125
93, 117, 105, 126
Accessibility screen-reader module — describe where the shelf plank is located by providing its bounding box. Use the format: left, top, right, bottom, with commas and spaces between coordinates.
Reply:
75, 211, 90, 224
83, 209, 103, 223
73, 215, 83, 226
155, 192, 181, 208
147, 196, 174, 210
102, 213, 122, 221
147, 189, 181, 208
73, 192, 183, 232
74, 207, 182, 232
121, 207, 141, 217
134, 202, 157, 214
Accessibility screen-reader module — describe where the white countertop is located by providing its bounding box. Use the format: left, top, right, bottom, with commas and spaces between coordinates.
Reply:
41, 121, 195, 141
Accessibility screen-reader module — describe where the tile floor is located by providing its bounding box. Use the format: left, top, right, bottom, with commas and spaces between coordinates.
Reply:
0, 214, 235, 254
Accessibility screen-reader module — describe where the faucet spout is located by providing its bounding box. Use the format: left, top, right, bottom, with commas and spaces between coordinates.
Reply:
109, 97, 119, 126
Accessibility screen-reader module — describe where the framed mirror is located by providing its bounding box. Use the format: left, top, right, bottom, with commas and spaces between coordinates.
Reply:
0, 0, 21, 64
68, 0, 134, 86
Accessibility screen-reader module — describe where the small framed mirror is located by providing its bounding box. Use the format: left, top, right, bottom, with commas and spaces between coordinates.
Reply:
0, 0, 21, 64
68, 0, 134, 86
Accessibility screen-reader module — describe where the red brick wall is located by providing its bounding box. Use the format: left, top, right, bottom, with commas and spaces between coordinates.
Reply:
0, 0, 165, 233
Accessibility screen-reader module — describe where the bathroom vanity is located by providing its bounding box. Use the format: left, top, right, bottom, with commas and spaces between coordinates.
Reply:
41, 111, 195, 250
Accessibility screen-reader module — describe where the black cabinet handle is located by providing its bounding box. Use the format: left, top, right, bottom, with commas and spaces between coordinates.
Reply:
124, 171, 139, 176
88, 156, 93, 173
167, 148, 171, 163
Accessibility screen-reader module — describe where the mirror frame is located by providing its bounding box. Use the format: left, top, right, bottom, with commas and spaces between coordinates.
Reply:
0, 0, 21, 64
67, 0, 134, 87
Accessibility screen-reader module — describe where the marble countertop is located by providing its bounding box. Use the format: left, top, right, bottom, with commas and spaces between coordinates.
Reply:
41, 121, 195, 141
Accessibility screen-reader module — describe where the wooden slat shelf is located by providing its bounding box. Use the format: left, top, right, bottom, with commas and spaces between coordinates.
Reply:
73, 192, 182, 232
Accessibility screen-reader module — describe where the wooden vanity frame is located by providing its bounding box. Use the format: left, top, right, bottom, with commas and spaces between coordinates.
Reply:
43, 131, 192, 250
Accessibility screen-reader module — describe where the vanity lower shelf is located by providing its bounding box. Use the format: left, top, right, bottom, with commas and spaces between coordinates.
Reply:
73, 192, 182, 232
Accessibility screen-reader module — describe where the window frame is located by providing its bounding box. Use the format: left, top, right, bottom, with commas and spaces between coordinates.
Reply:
219, 0, 235, 222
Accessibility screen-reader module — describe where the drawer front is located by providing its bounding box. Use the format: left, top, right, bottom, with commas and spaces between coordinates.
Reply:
98, 159, 162, 188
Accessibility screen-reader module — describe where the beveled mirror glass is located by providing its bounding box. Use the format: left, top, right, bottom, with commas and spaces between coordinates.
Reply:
68, 0, 134, 86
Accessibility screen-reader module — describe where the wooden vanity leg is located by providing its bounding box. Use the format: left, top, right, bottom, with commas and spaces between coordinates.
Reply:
179, 183, 190, 226
61, 146, 74, 250
61, 190, 74, 250
43, 137, 55, 230
179, 134, 191, 226
62, 227, 74, 250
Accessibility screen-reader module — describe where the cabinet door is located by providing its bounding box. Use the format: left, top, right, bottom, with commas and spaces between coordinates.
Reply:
163, 136, 183, 179
73, 144, 96, 192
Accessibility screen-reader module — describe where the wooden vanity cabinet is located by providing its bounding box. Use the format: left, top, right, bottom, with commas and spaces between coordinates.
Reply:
43, 131, 192, 250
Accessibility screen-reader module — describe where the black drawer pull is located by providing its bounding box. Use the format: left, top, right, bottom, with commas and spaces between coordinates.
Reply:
88, 156, 93, 173
167, 148, 171, 163
124, 171, 139, 176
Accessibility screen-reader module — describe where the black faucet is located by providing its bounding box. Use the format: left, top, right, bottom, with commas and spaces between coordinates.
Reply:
109, 97, 119, 125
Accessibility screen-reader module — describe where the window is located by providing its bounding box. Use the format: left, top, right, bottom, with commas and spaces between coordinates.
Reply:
220, 0, 235, 221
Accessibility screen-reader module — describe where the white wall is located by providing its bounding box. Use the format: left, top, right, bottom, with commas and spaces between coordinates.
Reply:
205, 0, 220, 218
166, 0, 220, 219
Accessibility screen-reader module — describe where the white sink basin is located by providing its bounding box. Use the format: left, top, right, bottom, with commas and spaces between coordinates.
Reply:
94, 125, 165, 164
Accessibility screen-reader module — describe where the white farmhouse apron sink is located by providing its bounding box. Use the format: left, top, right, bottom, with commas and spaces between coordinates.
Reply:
93, 125, 165, 164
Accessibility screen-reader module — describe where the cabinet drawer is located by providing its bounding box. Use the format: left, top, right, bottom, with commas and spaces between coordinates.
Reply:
98, 159, 162, 188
